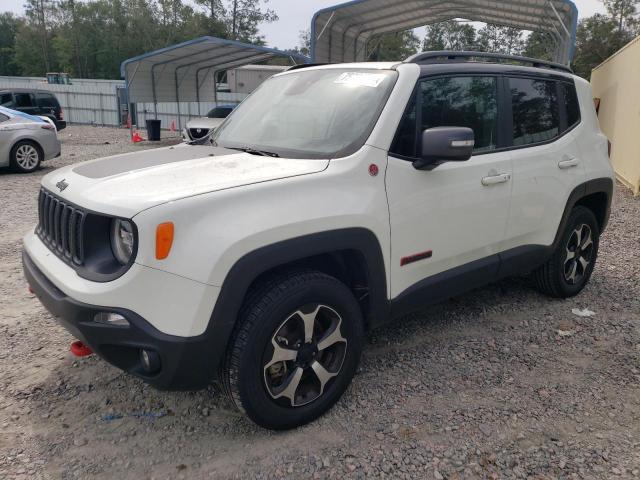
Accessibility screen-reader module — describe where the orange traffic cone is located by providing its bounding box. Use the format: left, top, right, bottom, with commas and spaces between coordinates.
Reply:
170, 120, 176, 132
131, 130, 144, 143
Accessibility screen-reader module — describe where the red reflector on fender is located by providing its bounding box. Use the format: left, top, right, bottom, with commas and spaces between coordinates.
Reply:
401, 250, 433, 266
70, 341, 93, 357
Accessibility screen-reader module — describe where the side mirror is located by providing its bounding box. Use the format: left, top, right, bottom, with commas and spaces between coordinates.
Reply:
413, 127, 475, 170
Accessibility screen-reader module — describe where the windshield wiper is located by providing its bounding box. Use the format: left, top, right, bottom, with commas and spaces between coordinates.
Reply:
228, 146, 280, 158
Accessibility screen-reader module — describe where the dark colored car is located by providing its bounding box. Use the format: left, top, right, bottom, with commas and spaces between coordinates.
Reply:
0, 89, 66, 131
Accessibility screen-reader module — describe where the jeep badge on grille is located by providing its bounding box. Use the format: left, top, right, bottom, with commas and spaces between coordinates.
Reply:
56, 179, 69, 192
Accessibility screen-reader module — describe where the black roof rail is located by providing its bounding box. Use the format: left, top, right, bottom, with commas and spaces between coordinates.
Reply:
405, 51, 573, 74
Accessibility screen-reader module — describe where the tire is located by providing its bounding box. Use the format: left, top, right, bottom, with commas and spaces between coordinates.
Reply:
10, 140, 43, 173
224, 270, 364, 430
534, 206, 600, 298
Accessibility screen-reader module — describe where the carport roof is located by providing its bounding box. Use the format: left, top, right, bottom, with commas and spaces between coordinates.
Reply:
121, 36, 310, 103
311, 0, 579, 65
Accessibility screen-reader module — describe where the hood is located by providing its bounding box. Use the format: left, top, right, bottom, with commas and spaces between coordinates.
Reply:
41, 144, 329, 218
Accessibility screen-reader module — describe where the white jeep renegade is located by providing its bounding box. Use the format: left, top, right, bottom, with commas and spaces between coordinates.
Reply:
23, 52, 614, 430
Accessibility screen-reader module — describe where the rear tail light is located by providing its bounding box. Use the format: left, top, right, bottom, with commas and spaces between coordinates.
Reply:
41, 124, 54, 130
59, 108, 64, 120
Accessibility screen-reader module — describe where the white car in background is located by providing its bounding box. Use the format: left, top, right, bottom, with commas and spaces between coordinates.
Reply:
183, 105, 235, 142
0, 106, 61, 173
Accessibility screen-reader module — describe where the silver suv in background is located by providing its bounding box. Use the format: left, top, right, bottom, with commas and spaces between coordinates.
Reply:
183, 105, 235, 142
0, 106, 61, 173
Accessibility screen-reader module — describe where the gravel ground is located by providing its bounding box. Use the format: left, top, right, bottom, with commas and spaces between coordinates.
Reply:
1, 125, 639, 479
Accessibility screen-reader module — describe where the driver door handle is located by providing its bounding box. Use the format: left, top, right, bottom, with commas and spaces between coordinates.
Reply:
481, 173, 511, 186
558, 157, 580, 169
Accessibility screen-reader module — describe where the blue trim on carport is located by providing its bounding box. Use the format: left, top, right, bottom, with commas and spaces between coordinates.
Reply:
120, 36, 310, 78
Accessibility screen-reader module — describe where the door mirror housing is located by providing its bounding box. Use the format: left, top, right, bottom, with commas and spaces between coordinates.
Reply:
413, 127, 475, 170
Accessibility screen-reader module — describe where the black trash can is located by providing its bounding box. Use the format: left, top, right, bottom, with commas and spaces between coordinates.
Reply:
145, 119, 161, 141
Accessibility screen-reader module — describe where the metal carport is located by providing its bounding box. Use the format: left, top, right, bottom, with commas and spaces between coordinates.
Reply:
120, 36, 309, 131
311, 0, 578, 65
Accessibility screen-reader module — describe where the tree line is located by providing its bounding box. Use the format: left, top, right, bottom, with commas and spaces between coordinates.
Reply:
0, 0, 277, 79
0, 0, 638, 81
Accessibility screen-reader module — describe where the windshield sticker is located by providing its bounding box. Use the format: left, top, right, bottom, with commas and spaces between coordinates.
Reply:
334, 72, 387, 88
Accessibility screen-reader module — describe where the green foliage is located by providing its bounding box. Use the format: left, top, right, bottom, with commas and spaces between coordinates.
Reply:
0, 0, 277, 78
0, 13, 23, 75
522, 31, 556, 61
571, 13, 635, 78
476, 25, 525, 55
367, 30, 421, 61
423, 20, 476, 51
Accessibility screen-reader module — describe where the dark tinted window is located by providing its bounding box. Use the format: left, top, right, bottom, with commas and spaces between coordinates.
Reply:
561, 82, 580, 129
207, 107, 233, 118
510, 78, 559, 146
391, 76, 498, 157
0, 93, 12, 107
35, 93, 59, 108
14, 93, 33, 108
0, 113, 8, 122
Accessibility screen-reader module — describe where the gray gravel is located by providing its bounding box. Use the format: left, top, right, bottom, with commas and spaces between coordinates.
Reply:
1, 125, 639, 479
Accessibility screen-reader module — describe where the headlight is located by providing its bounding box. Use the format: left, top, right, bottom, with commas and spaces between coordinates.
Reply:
111, 219, 135, 265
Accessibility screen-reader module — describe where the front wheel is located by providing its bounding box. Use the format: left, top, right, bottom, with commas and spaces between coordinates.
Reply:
535, 206, 600, 298
224, 270, 364, 430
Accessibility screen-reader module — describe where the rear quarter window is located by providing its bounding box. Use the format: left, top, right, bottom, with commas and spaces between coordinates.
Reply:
0, 112, 9, 122
35, 93, 60, 108
560, 82, 581, 129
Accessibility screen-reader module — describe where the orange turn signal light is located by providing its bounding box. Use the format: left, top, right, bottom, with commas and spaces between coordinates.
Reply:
155, 222, 174, 260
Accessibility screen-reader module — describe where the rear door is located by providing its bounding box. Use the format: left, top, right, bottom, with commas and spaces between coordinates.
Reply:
503, 76, 586, 250
35, 92, 61, 119
386, 75, 513, 300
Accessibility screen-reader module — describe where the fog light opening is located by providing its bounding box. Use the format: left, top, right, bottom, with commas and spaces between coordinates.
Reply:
93, 312, 130, 327
140, 349, 161, 374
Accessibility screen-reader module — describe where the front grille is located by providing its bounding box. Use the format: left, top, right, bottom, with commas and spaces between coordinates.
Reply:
36, 189, 85, 265
189, 127, 209, 139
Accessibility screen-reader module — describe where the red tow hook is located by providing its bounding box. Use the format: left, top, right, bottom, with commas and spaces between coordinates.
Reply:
70, 341, 93, 357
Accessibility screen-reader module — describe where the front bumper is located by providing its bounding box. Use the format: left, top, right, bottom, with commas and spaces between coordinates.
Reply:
23, 249, 219, 391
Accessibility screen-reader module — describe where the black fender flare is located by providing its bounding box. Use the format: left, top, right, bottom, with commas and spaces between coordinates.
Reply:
552, 177, 614, 250
204, 228, 389, 381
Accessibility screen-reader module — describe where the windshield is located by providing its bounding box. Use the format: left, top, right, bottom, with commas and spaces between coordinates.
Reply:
207, 107, 233, 118
213, 68, 398, 159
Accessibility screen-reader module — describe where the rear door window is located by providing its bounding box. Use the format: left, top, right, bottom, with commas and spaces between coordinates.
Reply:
14, 93, 34, 108
35, 93, 60, 108
510, 77, 559, 146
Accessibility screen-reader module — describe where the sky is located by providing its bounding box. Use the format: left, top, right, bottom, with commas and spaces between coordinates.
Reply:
2, 0, 607, 49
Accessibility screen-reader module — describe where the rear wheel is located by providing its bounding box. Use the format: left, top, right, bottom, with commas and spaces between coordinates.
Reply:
10, 141, 42, 173
224, 270, 364, 430
535, 206, 599, 298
